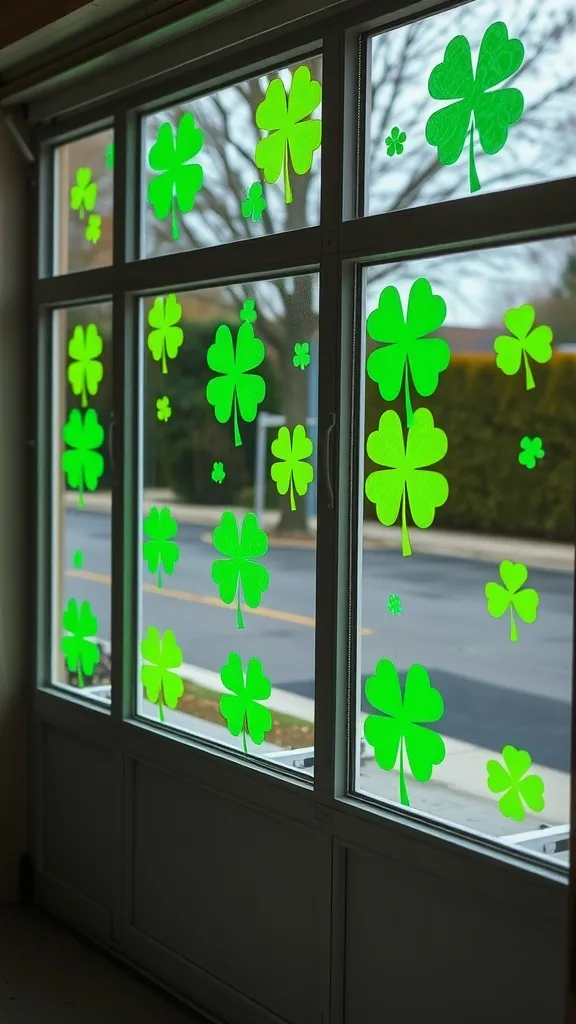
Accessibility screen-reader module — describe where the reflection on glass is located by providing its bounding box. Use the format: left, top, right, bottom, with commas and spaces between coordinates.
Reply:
54, 130, 114, 274
355, 237, 576, 864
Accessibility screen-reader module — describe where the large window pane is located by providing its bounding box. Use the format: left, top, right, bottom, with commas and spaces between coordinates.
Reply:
54, 130, 114, 274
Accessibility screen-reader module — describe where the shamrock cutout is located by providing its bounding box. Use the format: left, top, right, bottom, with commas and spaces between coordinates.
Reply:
365, 408, 448, 557
62, 598, 100, 688
255, 64, 322, 204
387, 594, 403, 616
212, 511, 270, 629
426, 22, 524, 193
148, 294, 184, 374
69, 167, 98, 219
67, 323, 104, 408
206, 318, 265, 447
485, 560, 539, 642
364, 660, 446, 807
156, 396, 172, 422
72, 549, 83, 570
494, 304, 553, 391
140, 626, 184, 722
85, 214, 102, 244
105, 142, 115, 169
486, 745, 545, 822
241, 181, 267, 221
147, 112, 204, 240
143, 506, 180, 588
367, 278, 450, 427
62, 408, 105, 509
219, 652, 272, 753
518, 436, 545, 469
293, 342, 311, 370
270, 424, 314, 512
240, 298, 257, 323
211, 461, 226, 484
385, 126, 406, 156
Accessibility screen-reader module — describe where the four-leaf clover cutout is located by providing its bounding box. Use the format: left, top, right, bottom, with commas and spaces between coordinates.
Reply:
365, 408, 448, 557
241, 181, 267, 221
364, 659, 446, 807
485, 560, 539, 642
67, 323, 104, 407
293, 341, 311, 370
425, 22, 525, 194
387, 594, 403, 616
219, 652, 272, 753
140, 626, 184, 722
385, 126, 406, 156
147, 113, 204, 240
85, 214, 102, 244
255, 64, 322, 204
156, 396, 172, 422
69, 167, 98, 219
367, 278, 450, 427
518, 436, 545, 469
494, 304, 553, 390
62, 598, 100, 688
148, 294, 184, 374
143, 506, 180, 589
486, 745, 545, 822
211, 461, 226, 484
206, 319, 266, 447
270, 424, 314, 512
62, 408, 105, 509
212, 511, 270, 629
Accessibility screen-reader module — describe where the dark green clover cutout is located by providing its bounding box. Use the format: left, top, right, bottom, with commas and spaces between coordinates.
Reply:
105, 142, 115, 169
62, 598, 100, 688
211, 461, 226, 484
518, 436, 545, 469
367, 278, 450, 428
494, 304, 553, 390
425, 21, 525, 193
293, 341, 310, 370
219, 651, 272, 753
255, 65, 322, 205
385, 126, 406, 156
387, 594, 403, 616
241, 182, 267, 221
67, 323, 104, 408
212, 511, 270, 629
147, 112, 204, 241
85, 214, 102, 244
62, 408, 105, 509
486, 745, 545, 822
156, 396, 172, 422
140, 626, 184, 723
69, 167, 98, 220
143, 506, 180, 589
148, 294, 184, 374
206, 313, 265, 447
365, 408, 448, 557
72, 549, 83, 570
270, 425, 314, 512
364, 659, 446, 807
485, 560, 539, 643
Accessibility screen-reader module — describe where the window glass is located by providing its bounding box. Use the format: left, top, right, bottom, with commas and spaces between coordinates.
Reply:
52, 302, 113, 707
356, 237, 575, 863
137, 274, 319, 772
367, 0, 576, 217
141, 58, 322, 258
54, 130, 114, 274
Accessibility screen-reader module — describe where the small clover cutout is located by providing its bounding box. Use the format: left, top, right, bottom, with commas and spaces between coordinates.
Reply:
67, 323, 104, 408
212, 511, 270, 629
241, 182, 267, 222
219, 652, 272, 753
140, 626, 184, 722
486, 745, 545, 822
70, 167, 98, 220
143, 506, 180, 589
156, 396, 172, 422
293, 342, 311, 370
240, 298, 257, 324
211, 461, 226, 484
148, 294, 184, 374
485, 560, 539, 642
271, 424, 314, 512
147, 113, 204, 241
61, 598, 100, 688
72, 549, 83, 570
494, 304, 553, 390
385, 126, 406, 156
105, 142, 115, 169
518, 436, 545, 469
387, 594, 403, 616
85, 214, 102, 244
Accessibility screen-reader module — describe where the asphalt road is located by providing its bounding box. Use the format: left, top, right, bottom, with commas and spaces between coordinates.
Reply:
63, 510, 574, 772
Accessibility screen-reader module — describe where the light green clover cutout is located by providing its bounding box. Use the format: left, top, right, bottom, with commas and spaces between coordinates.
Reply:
69, 167, 98, 220
61, 598, 100, 688
364, 659, 446, 807
72, 549, 83, 570
85, 214, 102, 244
270, 424, 314, 512
293, 342, 311, 370
425, 22, 525, 194
494, 304, 553, 390
62, 408, 105, 509
140, 626, 184, 722
67, 323, 104, 407
206, 317, 266, 447
255, 64, 322, 204
486, 745, 545, 821
211, 461, 226, 484
365, 408, 448, 557
156, 396, 172, 422
147, 112, 204, 240
219, 651, 272, 753
518, 436, 545, 469
241, 181, 267, 221
385, 126, 406, 156
143, 506, 180, 589
148, 294, 184, 374
212, 511, 270, 630
485, 560, 539, 642
367, 278, 450, 428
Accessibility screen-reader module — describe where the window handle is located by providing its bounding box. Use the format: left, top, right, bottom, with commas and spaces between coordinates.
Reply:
325, 412, 336, 509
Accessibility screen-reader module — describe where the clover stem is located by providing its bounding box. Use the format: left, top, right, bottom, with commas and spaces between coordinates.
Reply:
289, 476, 296, 512
468, 122, 481, 194
233, 394, 242, 447
161, 344, 167, 375
404, 368, 414, 428
242, 724, 248, 755
171, 197, 179, 241
283, 144, 293, 204
399, 740, 409, 807
509, 607, 518, 643
81, 380, 88, 408
236, 589, 244, 630
157, 568, 163, 590
158, 701, 165, 723
78, 485, 84, 511
522, 350, 535, 391
400, 487, 412, 557
77, 665, 84, 689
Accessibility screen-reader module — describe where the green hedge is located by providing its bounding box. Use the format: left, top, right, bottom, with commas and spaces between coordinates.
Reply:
365, 354, 576, 543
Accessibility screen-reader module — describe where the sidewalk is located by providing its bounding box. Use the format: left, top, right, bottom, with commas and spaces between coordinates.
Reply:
67, 489, 574, 572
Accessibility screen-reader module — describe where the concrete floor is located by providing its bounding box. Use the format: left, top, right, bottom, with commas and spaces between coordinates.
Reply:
0, 906, 208, 1023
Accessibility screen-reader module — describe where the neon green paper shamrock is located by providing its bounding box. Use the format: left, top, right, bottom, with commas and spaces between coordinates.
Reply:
367, 278, 450, 427
140, 625, 184, 722
485, 560, 539, 643
241, 181, 267, 221
364, 659, 446, 807
271, 424, 314, 512
486, 745, 545, 822
85, 214, 102, 244
147, 112, 204, 240
425, 22, 524, 193
206, 319, 265, 447
72, 549, 83, 570
518, 436, 545, 469
156, 396, 172, 422
494, 304, 553, 391
387, 594, 403, 616
365, 408, 448, 557
211, 461, 226, 484
67, 323, 104, 408
147, 294, 184, 374
61, 598, 100, 688
212, 511, 270, 630
293, 342, 310, 370
385, 126, 406, 156
62, 408, 105, 509
220, 652, 272, 753
255, 64, 322, 204
69, 167, 98, 219
105, 142, 115, 169
143, 506, 179, 589
240, 298, 257, 324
